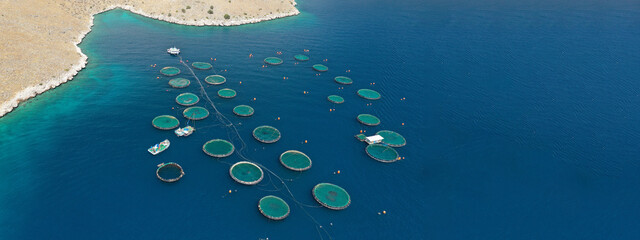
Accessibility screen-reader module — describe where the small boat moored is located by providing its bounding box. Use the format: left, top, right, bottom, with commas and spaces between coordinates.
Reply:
148, 139, 170, 155
175, 126, 195, 137
167, 46, 180, 55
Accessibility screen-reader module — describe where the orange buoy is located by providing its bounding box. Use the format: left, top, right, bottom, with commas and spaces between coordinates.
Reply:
402, 123, 405, 126
228, 190, 232, 193
383, 210, 386, 214
253, 98, 256, 101
277, 117, 280, 120
304, 140, 308, 143
337, 170, 340, 174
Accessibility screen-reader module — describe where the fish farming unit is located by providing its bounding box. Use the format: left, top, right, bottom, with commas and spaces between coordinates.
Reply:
279, 150, 312, 171
192, 62, 213, 70
376, 130, 406, 147
183, 106, 209, 120
357, 89, 381, 100
357, 114, 381, 126
312, 64, 328, 72
327, 95, 345, 104
202, 139, 235, 158
312, 183, 351, 210
160, 66, 180, 76
253, 125, 281, 143
218, 88, 237, 98
294, 54, 309, 61
365, 144, 400, 163
175, 92, 200, 106
264, 57, 284, 65
229, 161, 264, 185
258, 195, 290, 220
152, 115, 180, 130
156, 162, 185, 183
168, 78, 190, 88
204, 75, 226, 85
233, 105, 254, 117
334, 76, 353, 85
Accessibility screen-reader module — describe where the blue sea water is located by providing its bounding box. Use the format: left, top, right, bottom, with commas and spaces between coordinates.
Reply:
1, 0, 640, 239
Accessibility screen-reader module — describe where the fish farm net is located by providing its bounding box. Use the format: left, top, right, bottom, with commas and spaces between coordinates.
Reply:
202, 139, 235, 158
160, 67, 180, 76
183, 106, 209, 120
253, 125, 281, 143
156, 162, 185, 183
218, 88, 237, 98
334, 76, 353, 85
229, 161, 264, 185
175, 92, 200, 106
264, 57, 284, 65
357, 114, 381, 126
205, 75, 226, 85
294, 54, 309, 61
312, 64, 328, 72
327, 95, 345, 104
168, 78, 190, 88
192, 62, 213, 70
280, 150, 312, 171
312, 183, 351, 210
365, 144, 400, 163
233, 105, 254, 117
376, 130, 406, 147
152, 115, 180, 130
258, 195, 290, 220
357, 89, 381, 100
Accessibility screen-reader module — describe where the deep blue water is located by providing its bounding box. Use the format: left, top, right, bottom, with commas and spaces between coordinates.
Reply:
1, 0, 640, 239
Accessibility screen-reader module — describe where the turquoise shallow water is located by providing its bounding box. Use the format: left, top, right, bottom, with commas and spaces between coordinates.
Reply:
1, 0, 640, 239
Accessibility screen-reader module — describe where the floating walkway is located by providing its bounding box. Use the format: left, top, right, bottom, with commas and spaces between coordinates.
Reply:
233, 105, 254, 117
258, 195, 290, 220
312, 183, 351, 210
334, 76, 353, 85
168, 78, 190, 88
376, 130, 406, 147
218, 88, 237, 98
253, 125, 281, 143
160, 66, 180, 76
264, 57, 284, 65
175, 92, 200, 106
205, 75, 226, 85
294, 54, 309, 61
312, 64, 328, 72
357, 114, 381, 126
183, 106, 209, 120
156, 162, 185, 183
192, 62, 213, 70
357, 89, 381, 100
365, 144, 400, 163
152, 115, 180, 130
327, 95, 345, 104
280, 150, 312, 171
202, 139, 235, 158
230, 161, 264, 185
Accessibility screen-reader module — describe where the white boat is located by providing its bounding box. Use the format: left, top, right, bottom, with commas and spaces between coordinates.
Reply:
167, 46, 180, 55
175, 126, 195, 137
148, 139, 170, 155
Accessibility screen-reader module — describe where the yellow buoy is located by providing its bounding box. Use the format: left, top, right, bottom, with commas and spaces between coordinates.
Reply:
228, 190, 232, 193
383, 210, 386, 214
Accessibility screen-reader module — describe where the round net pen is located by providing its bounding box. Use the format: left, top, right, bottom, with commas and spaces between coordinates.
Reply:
160, 67, 180, 76
264, 57, 284, 65
334, 76, 353, 85
229, 161, 264, 185
156, 162, 185, 183
192, 62, 213, 70
258, 195, 290, 220
365, 144, 400, 163
357, 89, 381, 100
312, 183, 351, 210
202, 139, 235, 158
152, 115, 180, 130
253, 125, 281, 143
312, 64, 328, 72
218, 88, 237, 98
327, 95, 345, 104
357, 114, 381, 126
168, 78, 190, 88
279, 150, 312, 171
175, 93, 200, 106
294, 54, 309, 61
183, 106, 209, 120
233, 105, 254, 117
376, 130, 406, 147
205, 75, 226, 85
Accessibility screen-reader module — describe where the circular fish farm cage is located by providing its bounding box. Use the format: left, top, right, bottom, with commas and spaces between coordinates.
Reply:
357, 114, 381, 126
205, 75, 226, 85
229, 161, 264, 185
160, 67, 180, 76
183, 106, 209, 120
233, 105, 254, 117
357, 89, 381, 100
253, 125, 281, 143
258, 195, 290, 220
168, 78, 190, 88
218, 88, 237, 98
365, 144, 400, 163
152, 115, 180, 130
327, 95, 345, 104
202, 139, 235, 158
312, 183, 351, 210
264, 57, 283, 65
156, 162, 185, 183
312, 64, 328, 72
376, 130, 406, 147
175, 92, 200, 106
280, 150, 312, 171
294, 54, 309, 61
192, 62, 213, 70
334, 76, 353, 85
